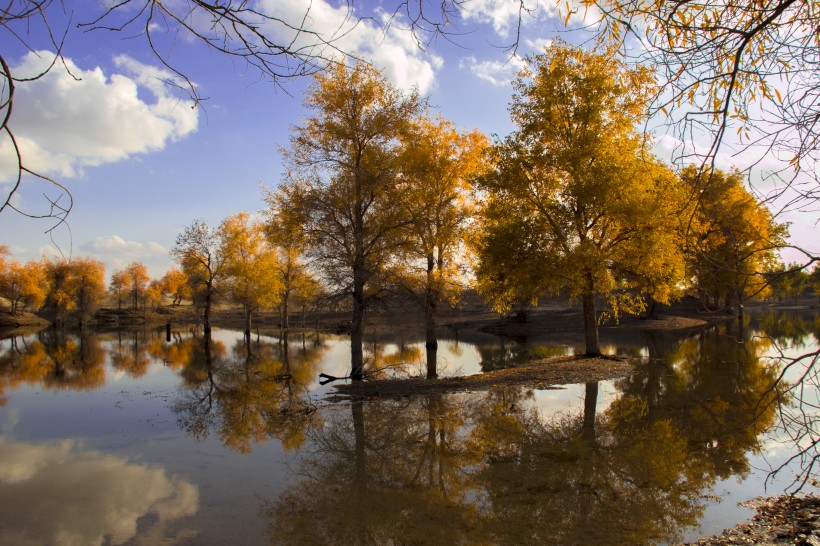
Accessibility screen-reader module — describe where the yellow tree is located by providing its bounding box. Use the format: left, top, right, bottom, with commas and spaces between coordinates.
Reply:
124, 262, 150, 310
574, 0, 819, 207
171, 219, 228, 335
219, 212, 282, 336
71, 258, 106, 322
398, 115, 488, 365
683, 166, 786, 309
280, 62, 423, 380
474, 43, 686, 356
161, 268, 190, 307
145, 280, 165, 309
43, 257, 106, 324
0, 258, 48, 315
108, 270, 129, 311
264, 188, 321, 330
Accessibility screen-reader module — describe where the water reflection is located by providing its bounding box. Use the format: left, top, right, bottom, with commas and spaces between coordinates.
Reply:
0, 436, 198, 545
0, 329, 106, 402
0, 309, 817, 544
266, 383, 710, 544
172, 332, 326, 452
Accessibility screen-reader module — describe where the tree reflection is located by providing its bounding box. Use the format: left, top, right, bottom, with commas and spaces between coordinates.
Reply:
266, 321, 784, 544
171, 332, 327, 452
266, 394, 478, 545
615, 322, 780, 481
0, 329, 106, 403
109, 328, 153, 378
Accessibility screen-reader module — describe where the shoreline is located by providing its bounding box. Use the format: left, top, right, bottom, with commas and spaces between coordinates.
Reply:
684, 494, 820, 545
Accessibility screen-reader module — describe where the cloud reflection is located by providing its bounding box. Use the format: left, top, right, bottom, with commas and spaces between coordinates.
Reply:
0, 437, 199, 546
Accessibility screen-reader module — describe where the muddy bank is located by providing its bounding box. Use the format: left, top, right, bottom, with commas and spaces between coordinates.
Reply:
0, 311, 49, 329
328, 354, 633, 400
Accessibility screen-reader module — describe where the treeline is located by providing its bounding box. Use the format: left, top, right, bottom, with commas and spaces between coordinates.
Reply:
2, 44, 819, 376
0, 211, 321, 330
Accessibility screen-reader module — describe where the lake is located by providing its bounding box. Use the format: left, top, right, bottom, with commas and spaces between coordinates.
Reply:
0, 307, 818, 545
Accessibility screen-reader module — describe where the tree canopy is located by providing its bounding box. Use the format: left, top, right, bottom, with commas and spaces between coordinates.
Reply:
276, 61, 423, 379
474, 43, 687, 355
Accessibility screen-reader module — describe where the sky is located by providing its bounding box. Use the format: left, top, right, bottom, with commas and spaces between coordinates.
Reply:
1, 0, 816, 280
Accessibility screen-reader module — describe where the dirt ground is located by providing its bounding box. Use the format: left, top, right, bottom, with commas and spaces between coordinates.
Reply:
329, 354, 634, 400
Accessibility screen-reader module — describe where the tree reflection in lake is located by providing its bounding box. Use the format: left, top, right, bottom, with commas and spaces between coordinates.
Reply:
0, 308, 817, 544
264, 317, 794, 545
171, 332, 327, 452
0, 328, 106, 402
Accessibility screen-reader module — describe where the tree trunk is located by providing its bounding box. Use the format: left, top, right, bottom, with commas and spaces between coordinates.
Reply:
282, 291, 290, 330
244, 306, 252, 340
425, 253, 438, 349
350, 272, 365, 381
581, 292, 600, 356
203, 282, 212, 336
426, 345, 438, 379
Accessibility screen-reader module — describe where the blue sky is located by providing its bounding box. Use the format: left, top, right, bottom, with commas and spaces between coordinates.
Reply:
1, 0, 815, 279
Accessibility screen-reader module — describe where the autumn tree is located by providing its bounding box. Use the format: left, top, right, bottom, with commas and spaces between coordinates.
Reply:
171, 219, 228, 335
0, 258, 47, 314
145, 280, 165, 309
219, 212, 282, 336
160, 268, 190, 307
397, 115, 488, 363
43, 257, 106, 324
279, 62, 423, 380
474, 43, 686, 356
264, 188, 322, 330
109, 270, 129, 311
124, 262, 150, 310
682, 166, 786, 309
71, 258, 106, 322
574, 0, 819, 211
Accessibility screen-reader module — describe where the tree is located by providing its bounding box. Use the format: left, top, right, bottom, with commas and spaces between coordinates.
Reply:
145, 280, 165, 309
171, 219, 228, 335
683, 166, 786, 309
219, 212, 282, 336
765, 262, 810, 302
71, 258, 106, 322
280, 62, 423, 380
263, 190, 320, 330
568, 1, 820, 219
474, 43, 686, 356
397, 115, 488, 365
161, 268, 191, 307
124, 262, 150, 310
0, 258, 47, 314
109, 270, 129, 312
42, 257, 106, 324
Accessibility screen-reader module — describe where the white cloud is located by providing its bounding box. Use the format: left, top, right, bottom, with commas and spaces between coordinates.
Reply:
459, 0, 600, 39
525, 37, 553, 52
0, 51, 199, 183
460, 55, 526, 86
255, 0, 443, 93
82, 235, 167, 256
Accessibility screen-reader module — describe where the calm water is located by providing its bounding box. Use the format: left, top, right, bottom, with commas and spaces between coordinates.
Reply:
0, 308, 818, 545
